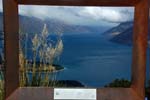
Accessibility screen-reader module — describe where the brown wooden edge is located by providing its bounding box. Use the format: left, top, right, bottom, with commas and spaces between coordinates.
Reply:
131, 0, 149, 99
17, 0, 140, 6
3, 0, 19, 98
2, 0, 149, 99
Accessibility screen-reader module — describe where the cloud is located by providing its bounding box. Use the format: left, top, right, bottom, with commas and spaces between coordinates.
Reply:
0, 0, 2, 12
0, 0, 134, 26
19, 6, 96, 26
18, 5, 134, 26
77, 7, 134, 23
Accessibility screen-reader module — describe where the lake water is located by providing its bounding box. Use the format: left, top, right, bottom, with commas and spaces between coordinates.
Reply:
25, 33, 150, 87
55, 34, 133, 87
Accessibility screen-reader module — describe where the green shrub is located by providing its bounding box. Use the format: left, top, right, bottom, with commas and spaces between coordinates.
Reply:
104, 78, 131, 88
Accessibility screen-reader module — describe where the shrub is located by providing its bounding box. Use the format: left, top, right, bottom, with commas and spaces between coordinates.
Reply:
104, 78, 131, 88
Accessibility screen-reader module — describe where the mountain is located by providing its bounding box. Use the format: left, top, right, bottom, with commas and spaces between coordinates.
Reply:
103, 21, 134, 45
0, 12, 108, 35
110, 27, 133, 45
19, 15, 44, 34
102, 21, 133, 39
43, 19, 109, 35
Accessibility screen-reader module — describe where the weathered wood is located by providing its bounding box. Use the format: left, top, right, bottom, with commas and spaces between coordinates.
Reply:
6, 87, 146, 100
18, 0, 140, 6
131, 0, 149, 99
3, 0, 19, 98
6, 88, 140, 100
97, 88, 142, 100
6, 88, 54, 100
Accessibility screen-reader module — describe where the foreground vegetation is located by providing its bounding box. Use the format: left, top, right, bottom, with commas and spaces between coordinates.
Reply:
105, 78, 150, 99
0, 71, 4, 100
19, 24, 64, 87
104, 79, 131, 88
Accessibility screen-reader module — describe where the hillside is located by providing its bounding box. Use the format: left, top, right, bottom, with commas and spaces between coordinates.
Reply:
103, 21, 134, 45
0, 12, 108, 35
103, 22, 133, 39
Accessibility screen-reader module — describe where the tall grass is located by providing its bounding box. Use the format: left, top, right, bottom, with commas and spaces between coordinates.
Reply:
0, 56, 4, 100
0, 71, 4, 100
0, 44, 4, 100
19, 24, 63, 87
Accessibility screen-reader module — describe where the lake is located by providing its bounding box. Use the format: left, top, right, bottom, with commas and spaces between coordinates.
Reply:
55, 34, 133, 87
25, 33, 150, 87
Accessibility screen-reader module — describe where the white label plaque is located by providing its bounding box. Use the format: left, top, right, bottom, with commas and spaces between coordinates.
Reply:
54, 88, 96, 100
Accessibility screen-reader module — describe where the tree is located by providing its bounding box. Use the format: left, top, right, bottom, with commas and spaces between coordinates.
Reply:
104, 78, 131, 88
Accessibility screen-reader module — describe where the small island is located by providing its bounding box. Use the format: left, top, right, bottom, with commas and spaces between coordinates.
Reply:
20, 61, 64, 73
19, 61, 85, 87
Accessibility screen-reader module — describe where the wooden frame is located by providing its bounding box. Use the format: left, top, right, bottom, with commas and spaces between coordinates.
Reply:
2, 0, 149, 99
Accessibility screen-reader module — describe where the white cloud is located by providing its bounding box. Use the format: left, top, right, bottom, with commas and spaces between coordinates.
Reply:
18, 5, 134, 26
0, 0, 2, 12
78, 7, 133, 23
0, 0, 134, 27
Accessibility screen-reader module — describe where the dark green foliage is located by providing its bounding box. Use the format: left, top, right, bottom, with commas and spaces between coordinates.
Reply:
146, 80, 150, 99
50, 80, 84, 87
105, 79, 150, 99
104, 78, 131, 88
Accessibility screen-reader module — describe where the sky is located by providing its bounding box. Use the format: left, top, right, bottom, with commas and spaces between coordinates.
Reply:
0, 0, 134, 27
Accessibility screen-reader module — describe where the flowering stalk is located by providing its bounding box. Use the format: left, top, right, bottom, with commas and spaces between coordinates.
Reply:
19, 23, 64, 87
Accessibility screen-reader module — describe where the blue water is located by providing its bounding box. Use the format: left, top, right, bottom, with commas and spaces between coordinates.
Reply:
54, 34, 133, 87
24, 33, 150, 87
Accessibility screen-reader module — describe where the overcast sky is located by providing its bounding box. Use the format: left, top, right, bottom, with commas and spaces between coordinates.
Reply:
0, 0, 134, 27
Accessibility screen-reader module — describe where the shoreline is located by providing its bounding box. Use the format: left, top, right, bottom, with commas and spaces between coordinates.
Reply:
21, 63, 65, 73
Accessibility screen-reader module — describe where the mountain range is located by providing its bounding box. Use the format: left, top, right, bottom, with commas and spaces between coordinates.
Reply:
0, 12, 139, 45
0, 12, 109, 35
102, 21, 134, 45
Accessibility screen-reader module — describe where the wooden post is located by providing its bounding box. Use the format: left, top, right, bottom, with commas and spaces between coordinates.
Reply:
131, 0, 149, 99
3, 0, 19, 98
